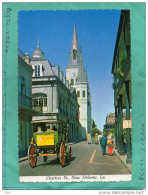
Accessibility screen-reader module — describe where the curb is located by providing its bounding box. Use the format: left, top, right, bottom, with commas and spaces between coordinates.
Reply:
19, 157, 28, 163
114, 150, 131, 174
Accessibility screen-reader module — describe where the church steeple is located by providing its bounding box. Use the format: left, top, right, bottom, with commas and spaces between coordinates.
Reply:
71, 22, 80, 52
68, 22, 82, 66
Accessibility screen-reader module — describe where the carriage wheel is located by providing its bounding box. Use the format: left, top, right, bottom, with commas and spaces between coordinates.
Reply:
28, 145, 37, 168
60, 143, 65, 167
43, 156, 47, 162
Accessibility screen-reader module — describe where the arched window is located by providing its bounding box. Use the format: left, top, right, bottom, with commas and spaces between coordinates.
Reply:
83, 90, 85, 97
77, 91, 80, 98
32, 93, 47, 108
73, 49, 77, 60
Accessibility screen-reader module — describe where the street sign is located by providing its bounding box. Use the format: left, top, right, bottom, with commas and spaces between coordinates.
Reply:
123, 120, 132, 129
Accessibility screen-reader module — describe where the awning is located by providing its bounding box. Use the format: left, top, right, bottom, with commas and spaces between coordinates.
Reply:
31, 120, 64, 124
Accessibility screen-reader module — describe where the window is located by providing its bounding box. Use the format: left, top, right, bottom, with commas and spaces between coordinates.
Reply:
73, 49, 77, 60
71, 79, 74, 86
88, 101, 90, 106
20, 76, 26, 95
35, 65, 40, 77
77, 91, 80, 98
32, 93, 47, 108
83, 90, 85, 97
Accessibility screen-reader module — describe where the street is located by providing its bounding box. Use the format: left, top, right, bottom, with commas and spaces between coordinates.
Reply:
19, 141, 130, 176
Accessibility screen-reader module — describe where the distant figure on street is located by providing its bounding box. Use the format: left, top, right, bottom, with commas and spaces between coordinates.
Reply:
100, 133, 107, 155
95, 133, 98, 144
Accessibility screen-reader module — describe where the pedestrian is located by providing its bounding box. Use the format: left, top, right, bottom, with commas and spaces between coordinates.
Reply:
123, 139, 127, 154
100, 133, 107, 156
37, 126, 43, 133
107, 138, 114, 156
95, 133, 98, 144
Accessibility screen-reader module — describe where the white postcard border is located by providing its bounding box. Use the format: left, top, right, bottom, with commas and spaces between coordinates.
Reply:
20, 174, 132, 182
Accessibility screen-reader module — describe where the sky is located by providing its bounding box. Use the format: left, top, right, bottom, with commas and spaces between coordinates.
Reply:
18, 9, 121, 130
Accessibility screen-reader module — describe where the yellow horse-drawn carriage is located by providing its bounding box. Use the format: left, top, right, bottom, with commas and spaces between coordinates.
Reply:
28, 122, 72, 168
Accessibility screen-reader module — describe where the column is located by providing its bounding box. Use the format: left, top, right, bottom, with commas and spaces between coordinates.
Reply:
125, 81, 132, 164
117, 100, 120, 152
115, 106, 118, 149
118, 95, 124, 155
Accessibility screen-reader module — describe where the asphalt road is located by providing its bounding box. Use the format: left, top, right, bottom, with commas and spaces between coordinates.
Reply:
19, 141, 130, 176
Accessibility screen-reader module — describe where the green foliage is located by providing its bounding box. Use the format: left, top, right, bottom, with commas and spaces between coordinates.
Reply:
114, 58, 125, 79
112, 82, 117, 90
91, 128, 102, 138
103, 128, 116, 137
114, 69, 124, 79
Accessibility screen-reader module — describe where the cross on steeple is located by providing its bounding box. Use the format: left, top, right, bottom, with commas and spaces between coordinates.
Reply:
37, 37, 40, 48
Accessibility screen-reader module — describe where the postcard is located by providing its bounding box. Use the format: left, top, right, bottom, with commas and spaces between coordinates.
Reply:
3, 2, 145, 190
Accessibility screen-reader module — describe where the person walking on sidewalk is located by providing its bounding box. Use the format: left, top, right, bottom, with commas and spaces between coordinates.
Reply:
100, 133, 107, 156
107, 137, 114, 156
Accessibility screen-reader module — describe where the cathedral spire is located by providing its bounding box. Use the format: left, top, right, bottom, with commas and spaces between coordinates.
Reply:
71, 22, 80, 51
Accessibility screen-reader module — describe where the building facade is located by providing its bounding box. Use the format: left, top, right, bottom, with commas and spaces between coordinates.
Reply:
18, 49, 38, 157
112, 10, 132, 163
30, 42, 79, 141
104, 113, 116, 133
66, 23, 92, 140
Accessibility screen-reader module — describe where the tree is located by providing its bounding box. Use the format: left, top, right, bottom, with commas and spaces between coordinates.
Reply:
91, 128, 102, 138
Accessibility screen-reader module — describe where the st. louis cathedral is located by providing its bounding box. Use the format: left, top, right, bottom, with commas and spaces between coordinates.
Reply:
66, 23, 92, 140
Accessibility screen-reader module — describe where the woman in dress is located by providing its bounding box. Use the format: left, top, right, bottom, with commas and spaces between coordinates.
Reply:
107, 139, 114, 156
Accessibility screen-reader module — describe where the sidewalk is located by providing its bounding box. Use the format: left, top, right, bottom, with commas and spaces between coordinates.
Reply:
19, 156, 28, 163
114, 149, 132, 173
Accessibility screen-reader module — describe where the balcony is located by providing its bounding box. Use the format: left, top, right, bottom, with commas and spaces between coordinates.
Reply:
18, 92, 32, 108
114, 55, 131, 97
124, 55, 131, 78
19, 92, 42, 112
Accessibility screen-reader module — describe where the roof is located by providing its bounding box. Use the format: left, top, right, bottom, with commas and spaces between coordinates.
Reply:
77, 55, 87, 84
32, 39, 45, 59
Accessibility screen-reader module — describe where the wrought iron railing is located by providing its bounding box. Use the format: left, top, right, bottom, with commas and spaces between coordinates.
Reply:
32, 105, 42, 112
117, 79, 123, 90
115, 55, 131, 94
124, 55, 131, 77
18, 92, 32, 108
